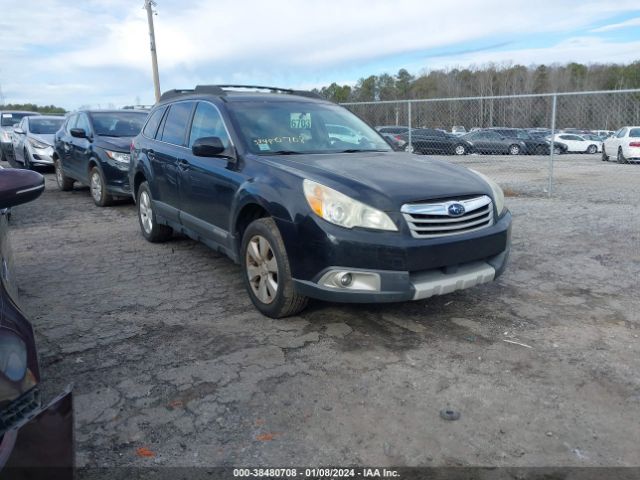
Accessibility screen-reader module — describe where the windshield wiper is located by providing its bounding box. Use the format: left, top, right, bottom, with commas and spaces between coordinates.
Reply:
268, 150, 301, 155
338, 149, 389, 153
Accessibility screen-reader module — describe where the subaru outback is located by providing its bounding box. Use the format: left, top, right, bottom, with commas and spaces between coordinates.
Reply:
130, 85, 511, 318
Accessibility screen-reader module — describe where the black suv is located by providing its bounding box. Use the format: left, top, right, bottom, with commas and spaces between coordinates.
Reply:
53, 109, 148, 206
130, 85, 512, 318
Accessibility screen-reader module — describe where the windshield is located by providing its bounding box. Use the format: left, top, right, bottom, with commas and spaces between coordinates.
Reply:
227, 100, 391, 154
89, 112, 148, 137
29, 118, 64, 134
1, 112, 36, 127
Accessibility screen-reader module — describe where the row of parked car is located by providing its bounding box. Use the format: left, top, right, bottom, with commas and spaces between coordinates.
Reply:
375, 125, 617, 156
1, 86, 513, 320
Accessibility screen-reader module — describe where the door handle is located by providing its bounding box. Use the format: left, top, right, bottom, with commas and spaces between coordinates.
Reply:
177, 159, 190, 170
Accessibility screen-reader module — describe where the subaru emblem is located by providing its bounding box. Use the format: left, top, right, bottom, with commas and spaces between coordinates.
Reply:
448, 203, 465, 217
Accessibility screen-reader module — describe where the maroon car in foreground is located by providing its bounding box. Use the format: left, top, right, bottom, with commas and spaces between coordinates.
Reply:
0, 168, 73, 479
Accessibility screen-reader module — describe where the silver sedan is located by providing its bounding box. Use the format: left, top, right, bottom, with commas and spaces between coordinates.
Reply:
12, 115, 65, 169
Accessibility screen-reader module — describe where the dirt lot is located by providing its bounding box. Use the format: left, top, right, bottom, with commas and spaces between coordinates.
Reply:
7, 153, 640, 468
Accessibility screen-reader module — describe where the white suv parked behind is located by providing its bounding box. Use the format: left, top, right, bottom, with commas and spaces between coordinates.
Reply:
602, 126, 640, 163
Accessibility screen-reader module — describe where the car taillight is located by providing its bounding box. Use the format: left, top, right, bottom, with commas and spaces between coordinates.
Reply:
629, 142, 640, 147
394, 135, 402, 140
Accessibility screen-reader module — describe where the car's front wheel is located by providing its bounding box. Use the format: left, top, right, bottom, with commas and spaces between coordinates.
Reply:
137, 181, 173, 242
454, 144, 466, 155
54, 159, 75, 191
617, 148, 628, 164
89, 166, 113, 207
23, 148, 32, 169
241, 218, 308, 318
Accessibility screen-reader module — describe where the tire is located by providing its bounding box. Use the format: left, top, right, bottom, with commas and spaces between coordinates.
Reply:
241, 217, 308, 318
404, 144, 415, 154
23, 148, 32, 169
617, 148, 627, 164
137, 181, 173, 242
89, 166, 113, 207
553, 146, 562, 155
587, 144, 597, 154
508, 144, 521, 155
454, 144, 466, 155
54, 159, 75, 191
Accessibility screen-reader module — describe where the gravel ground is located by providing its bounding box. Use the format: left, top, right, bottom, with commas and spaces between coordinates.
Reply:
6, 153, 640, 468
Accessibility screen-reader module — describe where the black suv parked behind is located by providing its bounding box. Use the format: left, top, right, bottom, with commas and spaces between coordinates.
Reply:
53, 109, 148, 205
130, 85, 512, 318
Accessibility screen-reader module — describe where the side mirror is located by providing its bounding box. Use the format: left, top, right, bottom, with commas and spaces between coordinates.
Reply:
70, 128, 87, 139
0, 169, 45, 209
13, 127, 25, 135
192, 137, 226, 157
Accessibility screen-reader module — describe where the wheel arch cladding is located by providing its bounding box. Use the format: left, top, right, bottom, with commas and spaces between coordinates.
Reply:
235, 203, 269, 248
133, 170, 147, 198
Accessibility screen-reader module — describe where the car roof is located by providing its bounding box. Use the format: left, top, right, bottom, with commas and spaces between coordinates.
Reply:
0, 110, 39, 115
26, 115, 65, 120
75, 109, 148, 114
156, 85, 326, 106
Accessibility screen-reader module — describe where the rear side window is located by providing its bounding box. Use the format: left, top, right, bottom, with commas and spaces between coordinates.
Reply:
143, 107, 165, 138
188, 102, 230, 148
160, 102, 194, 146
629, 128, 640, 138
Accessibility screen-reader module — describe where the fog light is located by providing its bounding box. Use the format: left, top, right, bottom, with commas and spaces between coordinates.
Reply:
339, 273, 353, 287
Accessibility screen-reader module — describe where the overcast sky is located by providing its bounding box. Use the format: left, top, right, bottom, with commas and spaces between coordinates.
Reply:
1, 0, 639, 109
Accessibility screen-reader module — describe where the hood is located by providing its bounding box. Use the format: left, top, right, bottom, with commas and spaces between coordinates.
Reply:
257, 151, 492, 210
30, 133, 55, 146
94, 136, 133, 152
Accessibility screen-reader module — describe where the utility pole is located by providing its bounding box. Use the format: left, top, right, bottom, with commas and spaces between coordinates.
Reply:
144, 0, 161, 102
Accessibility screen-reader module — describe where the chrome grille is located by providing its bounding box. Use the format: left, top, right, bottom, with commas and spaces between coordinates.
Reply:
401, 195, 494, 238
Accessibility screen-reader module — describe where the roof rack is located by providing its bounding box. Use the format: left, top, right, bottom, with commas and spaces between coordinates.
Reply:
158, 85, 322, 102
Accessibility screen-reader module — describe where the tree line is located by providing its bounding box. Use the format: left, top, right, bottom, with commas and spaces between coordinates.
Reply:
314, 62, 640, 103
314, 62, 640, 130
0, 103, 66, 114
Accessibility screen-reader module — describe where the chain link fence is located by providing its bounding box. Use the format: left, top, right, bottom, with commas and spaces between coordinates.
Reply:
343, 89, 640, 200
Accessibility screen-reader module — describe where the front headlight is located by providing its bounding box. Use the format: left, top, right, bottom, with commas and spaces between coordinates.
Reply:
28, 138, 50, 150
469, 169, 505, 215
303, 179, 397, 231
105, 150, 130, 163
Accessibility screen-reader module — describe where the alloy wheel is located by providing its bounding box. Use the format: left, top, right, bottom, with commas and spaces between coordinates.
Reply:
90, 171, 103, 202
139, 190, 153, 234
455, 145, 465, 155
245, 235, 279, 304
55, 162, 63, 186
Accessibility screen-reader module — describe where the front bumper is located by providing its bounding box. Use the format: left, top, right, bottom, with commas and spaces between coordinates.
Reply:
29, 146, 55, 165
285, 210, 512, 303
101, 157, 131, 196
1, 387, 73, 474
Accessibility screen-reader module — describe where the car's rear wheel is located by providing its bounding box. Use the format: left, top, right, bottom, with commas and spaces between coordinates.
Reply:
404, 144, 415, 154
553, 146, 562, 155
454, 144, 466, 155
137, 181, 173, 242
54, 159, 75, 191
587, 144, 597, 154
241, 217, 308, 318
508, 144, 521, 155
89, 166, 113, 206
